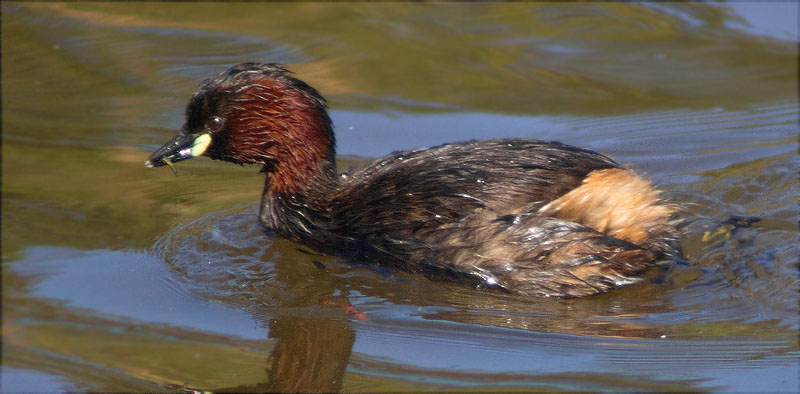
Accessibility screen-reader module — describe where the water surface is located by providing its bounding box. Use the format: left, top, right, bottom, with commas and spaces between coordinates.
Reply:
2, 2, 798, 392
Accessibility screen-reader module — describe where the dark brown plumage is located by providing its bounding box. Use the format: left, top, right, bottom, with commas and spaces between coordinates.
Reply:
146, 62, 680, 297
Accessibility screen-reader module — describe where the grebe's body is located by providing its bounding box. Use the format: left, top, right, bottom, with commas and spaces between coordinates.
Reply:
147, 63, 679, 297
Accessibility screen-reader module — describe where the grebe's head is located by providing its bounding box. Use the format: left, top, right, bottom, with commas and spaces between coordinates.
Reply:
146, 63, 335, 193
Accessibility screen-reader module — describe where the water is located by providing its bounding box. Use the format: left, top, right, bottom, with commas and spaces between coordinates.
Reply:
2, 2, 798, 392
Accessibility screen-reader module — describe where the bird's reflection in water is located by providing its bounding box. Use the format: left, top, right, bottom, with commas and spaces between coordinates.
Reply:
264, 316, 355, 392
158, 207, 769, 392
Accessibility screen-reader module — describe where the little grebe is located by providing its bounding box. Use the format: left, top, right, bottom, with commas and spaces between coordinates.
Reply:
146, 63, 680, 297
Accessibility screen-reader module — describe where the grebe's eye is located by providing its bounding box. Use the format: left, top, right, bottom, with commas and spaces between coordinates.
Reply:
206, 116, 225, 133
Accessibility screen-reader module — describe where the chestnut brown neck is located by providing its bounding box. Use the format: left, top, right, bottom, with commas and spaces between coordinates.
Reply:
225, 76, 338, 198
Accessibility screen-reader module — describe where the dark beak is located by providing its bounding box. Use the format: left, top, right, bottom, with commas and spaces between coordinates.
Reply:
145, 131, 212, 168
